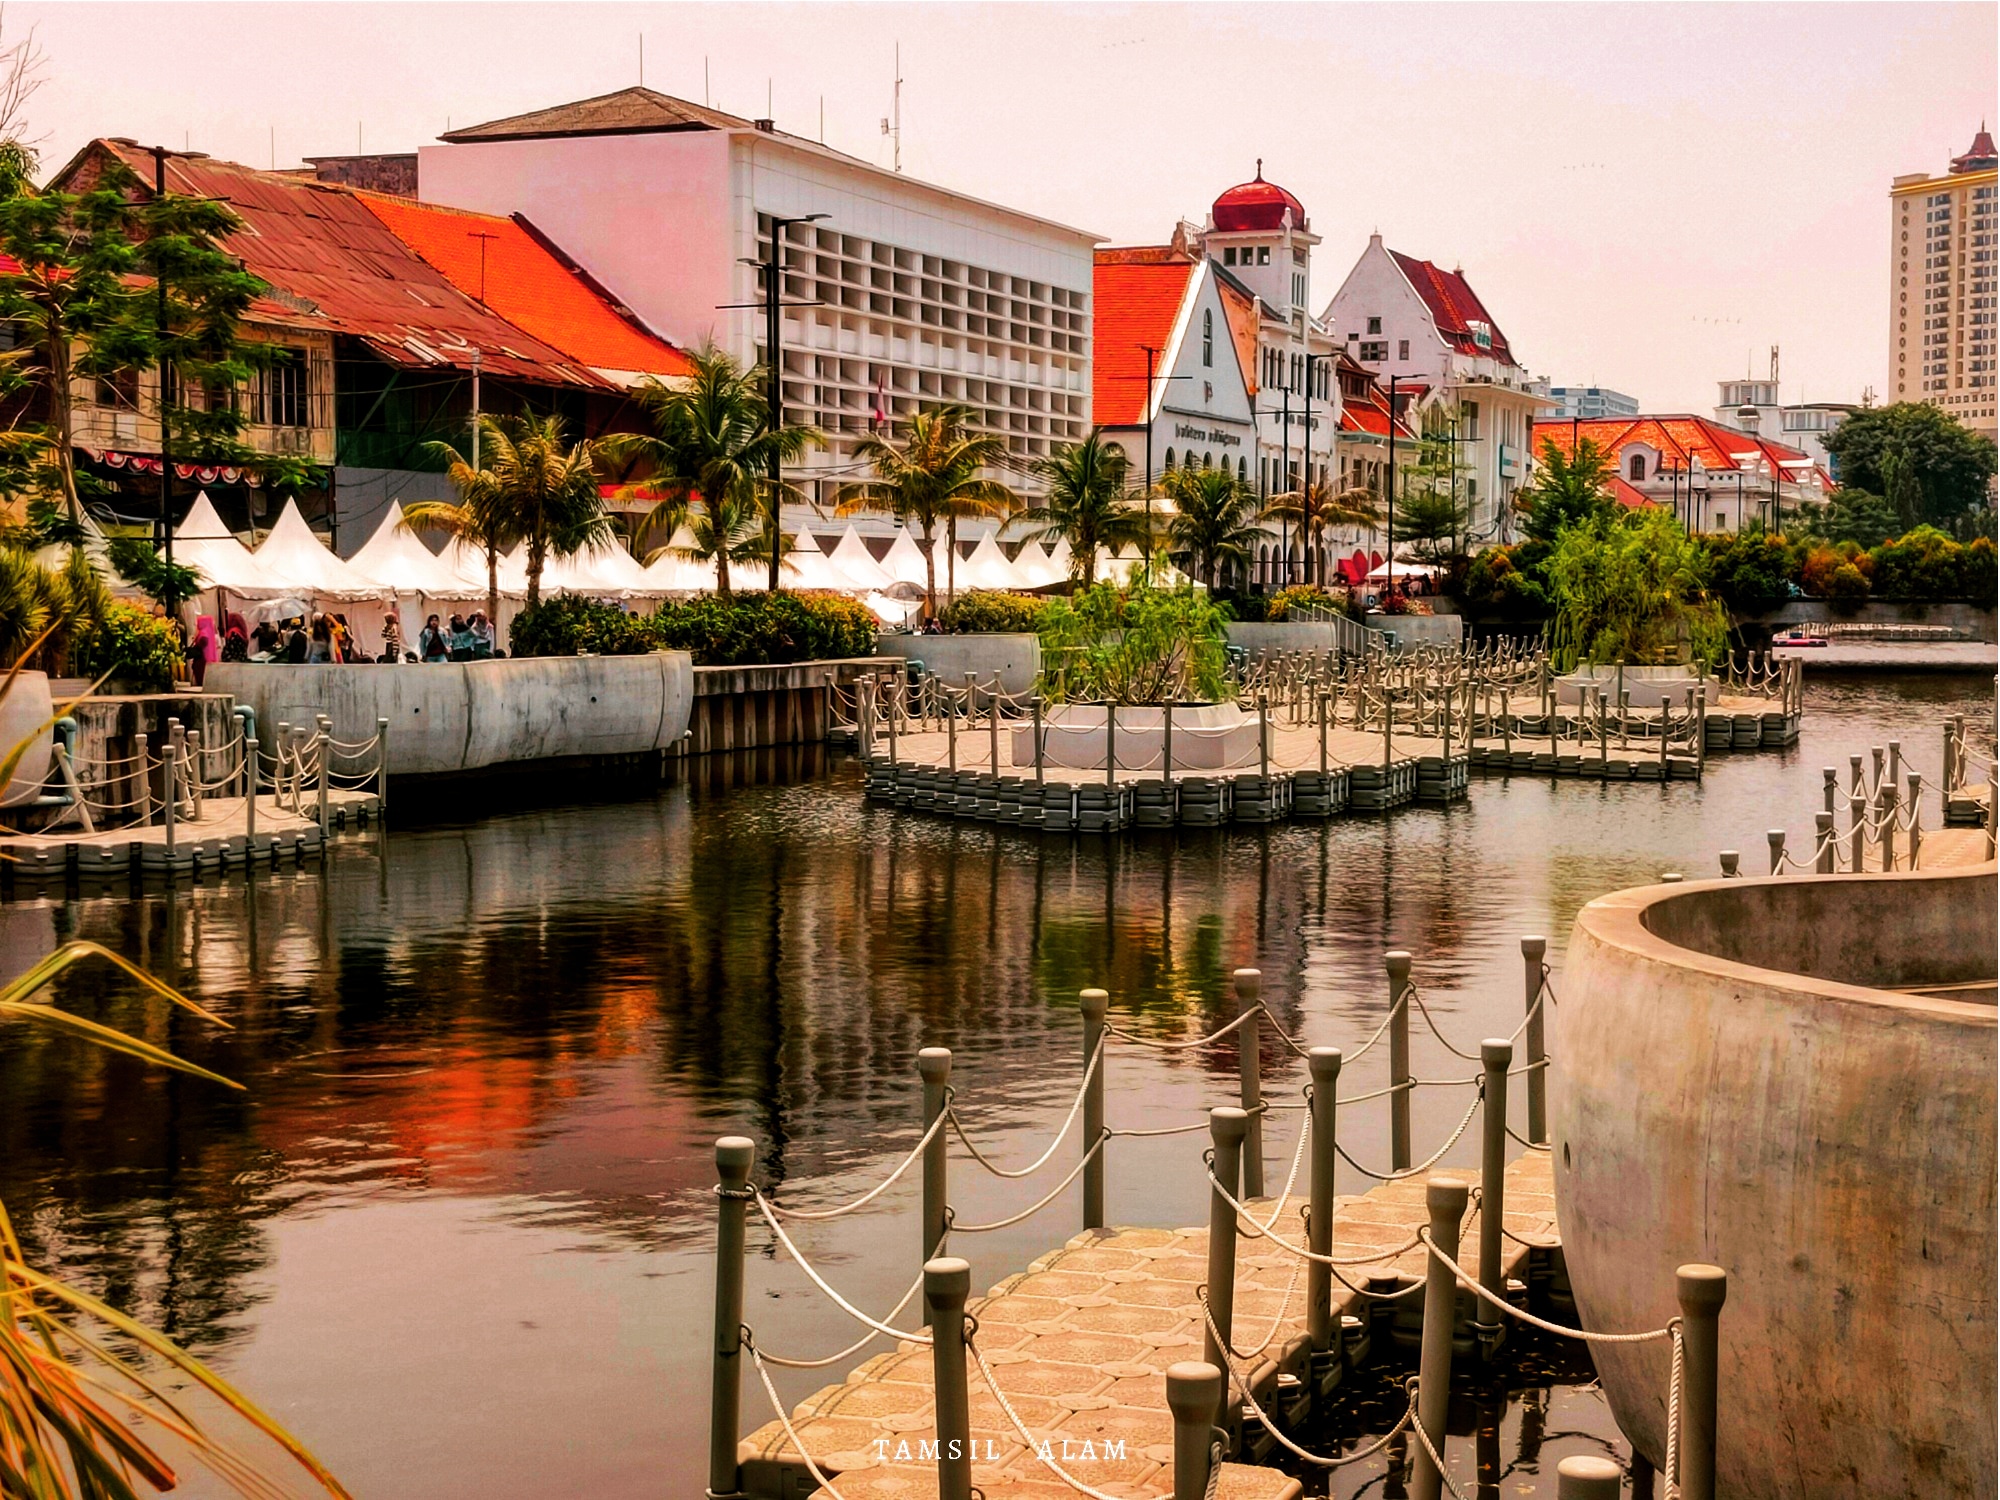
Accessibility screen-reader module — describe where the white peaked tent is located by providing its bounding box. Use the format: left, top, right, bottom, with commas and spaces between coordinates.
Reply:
827, 526, 895, 591
878, 528, 935, 588
254, 499, 387, 599
780, 530, 866, 592
346, 502, 474, 597
1010, 540, 1062, 589
174, 491, 294, 596
441, 540, 529, 594
1041, 537, 1075, 586
543, 540, 654, 597
639, 527, 715, 592
957, 532, 1027, 591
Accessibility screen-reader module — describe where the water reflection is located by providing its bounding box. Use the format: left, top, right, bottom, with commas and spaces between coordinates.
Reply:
0, 673, 1983, 1496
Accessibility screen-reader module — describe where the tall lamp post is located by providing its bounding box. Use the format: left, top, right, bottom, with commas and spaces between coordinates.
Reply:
1301, 351, 1326, 585
1385, 374, 1399, 598
154, 146, 173, 567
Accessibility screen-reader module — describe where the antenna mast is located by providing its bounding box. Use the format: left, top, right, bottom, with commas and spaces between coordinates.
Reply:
891, 43, 902, 172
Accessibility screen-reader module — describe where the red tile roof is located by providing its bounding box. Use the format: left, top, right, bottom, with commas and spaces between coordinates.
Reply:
1952, 126, 1997, 174
1608, 475, 1655, 509
1092, 251, 1196, 427
1534, 414, 1820, 484
358, 194, 688, 381
55, 139, 615, 389
1389, 251, 1515, 366
1212, 166, 1306, 233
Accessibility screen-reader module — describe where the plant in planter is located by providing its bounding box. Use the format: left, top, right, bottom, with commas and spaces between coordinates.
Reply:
1034, 579, 1229, 704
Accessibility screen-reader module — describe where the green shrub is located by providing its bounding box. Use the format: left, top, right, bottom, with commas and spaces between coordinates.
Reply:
1704, 527, 1798, 611
939, 590, 1047, 634
1209, 589, 1267, 622
1459, 542, 1553, 619
1036, 579, 1229, 704
512, 590, 879, 666
1865, 525, 1992, 600
1826, 562, 1871, 602
508, 593, 654, 657
70, 600, 183, 691
1266, 584, 1358, 622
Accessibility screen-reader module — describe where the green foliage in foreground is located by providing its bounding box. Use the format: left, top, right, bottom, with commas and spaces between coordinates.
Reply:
938, 589, 1050, 634
1035, 579, 1229, 704
1545, 509, 1728, 670
510, 589, 878, 666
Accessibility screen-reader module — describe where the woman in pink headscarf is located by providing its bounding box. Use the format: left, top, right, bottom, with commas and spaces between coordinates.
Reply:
190, 615, 219, 687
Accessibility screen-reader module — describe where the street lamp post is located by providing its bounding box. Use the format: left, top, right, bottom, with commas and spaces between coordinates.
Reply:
1302, 351, 1326, 585
1386, 374, 1399, 600
748, 212, 826, 591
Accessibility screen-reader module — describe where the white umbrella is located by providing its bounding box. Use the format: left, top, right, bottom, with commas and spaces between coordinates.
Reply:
863, 591, 921, 626
1364, 560, 1436, 581
828, 525, 895, 590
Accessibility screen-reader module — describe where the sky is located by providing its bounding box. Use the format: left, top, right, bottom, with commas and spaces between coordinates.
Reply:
11, 2, 1996, 415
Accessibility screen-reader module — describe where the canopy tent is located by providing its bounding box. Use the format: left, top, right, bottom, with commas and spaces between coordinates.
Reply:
1010, 540, 1064, 589
779, 530, 868, 592
957, 532, 1029, 591
254, 499, 388, 599
345, 502, 477, 597
441, 540, 529, 594
1363, 560, 1437, 581
1040, 538, 1075, 586
639, 528, 714, 592
877, 528, 935, 588
827, 526, 896, 591
542, 539, 654, 597
173, 491, 296, 596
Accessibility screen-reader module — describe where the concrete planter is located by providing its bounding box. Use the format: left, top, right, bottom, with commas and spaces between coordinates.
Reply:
1012, 702, 1260, 772
0, 670, 51, 806
1556, 869, 1996, 1499
873, 633, 1040, 695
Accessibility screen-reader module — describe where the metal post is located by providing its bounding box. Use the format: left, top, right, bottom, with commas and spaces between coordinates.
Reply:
1556, 1455, 1623, 1500
1479, 1040, 1510, 1316
1233, 968, 1264, 1199
162, 742, 177, 857
1306, 1047, 1341, 1359
1822, 766, 1837, 817
1849, 793, 1865, 873
1165, 1362, 1223, 1500
1386, 950, 1412, 1171
376, 717, 390, 809
245, 737, 258, 842
1521, 937, 1546, 1144
1202, 1107, 1248, 1432
918, 1048, 951, 1299
1080, 988, 1107, 1230
925, 1257, 973, 1500
1766, 830, 1785, 876
1907, 772, 1923, 869
1814, 812, 1833, 873
1105, 703, 1116, 787
708, 1135, 755, 1500
1412, 1176, 1469, 1500
1675, 1264, 1727, 1500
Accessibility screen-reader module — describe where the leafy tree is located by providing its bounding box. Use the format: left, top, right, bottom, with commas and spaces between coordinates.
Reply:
600, 345, 820, 593
1259, 477, 1379, 584
669, 483, 769, 598
1704, 524, 1798, 612
835, 404, 1012, 618
1394, 489, 1469, 567
1516, 436, 1615, 543
1161, 465, 1265, 587
1787, 489, 1903, 548
1018, 432, 1149, 589
1820, 402, 1997, 536
1544, 509, 1727, 669
1035, 578, 1229, 704
105, 536, 200, 615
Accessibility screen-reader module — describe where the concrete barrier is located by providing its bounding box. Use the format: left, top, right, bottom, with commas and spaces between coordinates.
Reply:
1556, 868, 1997, 1500
1226, 619, 1379, 657
1363, 612, 1463, 652
873, 634, 1040, 695
209, 654, 694, 776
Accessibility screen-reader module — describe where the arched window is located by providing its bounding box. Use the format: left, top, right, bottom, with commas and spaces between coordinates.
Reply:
1238, 456, 1248, 482
1628, 453, 1646, 481
1203, 451, 1214, 469
1163, 448, 1176, 473
1202, 310, 1214, 367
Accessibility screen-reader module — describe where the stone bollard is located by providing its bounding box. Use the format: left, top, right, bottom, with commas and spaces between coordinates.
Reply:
925, 1257, 973, 1500
1675, 1264, 1728, 1500
1478, 1040, 1511, 1331
1814, 812, 1834, 873
1202, 1107, 1249, 1433
1080, 988, 1108, 1230
918, 1048, 952, 1295
1306, 1047, 1341, 1365
1556, 1455, 1623, 1499
708, 1136, 755, 1500
1520, 936, 1546, 1145
1165, 1362, 1223, 1500
1412, 1176, 1469, 1500
1766, 829, 1785, 876
1717, 851, 1739, 878
1233, 968, 1264, 1198
1385, 951, 1413, 1171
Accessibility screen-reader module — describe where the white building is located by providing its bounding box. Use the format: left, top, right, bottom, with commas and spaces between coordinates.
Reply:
419, 87, 1100, 513
1323, 234, 1548, 543
1712, 353, 1857, 475
1545, 385, 1640, 421
1888, 127, 1997, 440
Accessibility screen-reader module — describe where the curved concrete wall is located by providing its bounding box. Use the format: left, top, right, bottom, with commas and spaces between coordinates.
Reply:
208, 655, 694, 776
1556, 869, 1996, 1499
873, 634, 1040, 695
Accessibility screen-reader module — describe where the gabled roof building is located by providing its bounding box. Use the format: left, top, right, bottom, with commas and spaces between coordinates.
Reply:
1533, 413, 1830, 535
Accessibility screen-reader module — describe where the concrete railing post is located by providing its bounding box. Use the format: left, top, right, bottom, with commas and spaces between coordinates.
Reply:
1163, 701, 1175, 776
317, 731, 330, 830
133, 732, 150, 825
1478, 1040, 1511, 1318
708, 1136, 755, 1500
1030, 696, 1044, 784
1848, 753, 1863, 797
244, 738, 259, 842
1080, 988, 1108, 1230
1233, 969, 1265, 1198
376, 717, 390, 810
186, 730, 203, 822
1306, 1047, 1341, 1361
1256, 694, 1270, 779
1521, 937, 1546, 1144
1105, 703, 1117, 787
1202, 1106, 1249, 1432
1907, 772, 1924, 870
1717, 850, 1739, 878
1165, 1363, 1223, 1500
1822, 766, 1837, 817
162, 742, 177, 857
1765, 829, 1785, 877
1659, 695, 1670, 774
1556, 1456, 1623, 1499
918, 1048, 952, 1299
925, 1257, 973, 1500
1849, 793, 1866, 873
1877, 783, 1895, 872
987, 674, 1001, 773
1675, 1264, 1728, 1500
1412, 1176, 1469, 1500
1887, 739, 1902, 796
1386, 951, 1413, 1171
1814, 812, 1834, 873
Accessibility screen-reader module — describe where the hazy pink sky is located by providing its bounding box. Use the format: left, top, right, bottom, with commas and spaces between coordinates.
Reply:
15, 3, 1996, 413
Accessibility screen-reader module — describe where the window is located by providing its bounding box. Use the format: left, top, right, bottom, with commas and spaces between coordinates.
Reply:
1163, 448, 1176, 472
1359, 340, 1387, 362
1629, 453, 1646, 481
1366, 316, 1382, 335
1202, 309, 1213, 367
1238, 456, 1247, 482
1257, 247, 1269, 265
258, 348, 308, 427
1397, 339, 1409, 361
94, 369, 138, 410
1463, 401, 1480, 440
1224, 247, 1238, 266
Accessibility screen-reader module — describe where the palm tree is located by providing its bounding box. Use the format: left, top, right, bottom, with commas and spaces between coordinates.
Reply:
600, 345, 819, 593
1161, 465, 1266, 587
670, 482, 770, 596
417, 413, 613, 612
1261, 477, 1383, 585
1019, 432, 1149, 589
835, 405, 1013, 619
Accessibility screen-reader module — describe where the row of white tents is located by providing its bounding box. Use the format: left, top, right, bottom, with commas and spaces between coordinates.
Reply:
169, 493, 1182, 642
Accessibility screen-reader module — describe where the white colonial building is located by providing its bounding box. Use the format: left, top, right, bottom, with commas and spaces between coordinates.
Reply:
1323, 234, 1548, 543
419, 87, 1099, 513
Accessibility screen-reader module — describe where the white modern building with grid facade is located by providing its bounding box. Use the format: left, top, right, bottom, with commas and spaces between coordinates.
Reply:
1888, 127, 1997, 440
418, 87, 1098, 515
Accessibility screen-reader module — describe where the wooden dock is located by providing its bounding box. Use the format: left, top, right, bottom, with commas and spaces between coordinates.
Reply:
737, 1153, 1558, 1499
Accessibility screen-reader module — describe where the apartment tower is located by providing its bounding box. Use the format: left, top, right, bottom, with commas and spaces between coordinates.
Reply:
1889, 127, 1997, 439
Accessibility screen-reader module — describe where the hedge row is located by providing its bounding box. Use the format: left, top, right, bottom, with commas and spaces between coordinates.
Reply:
510, 591, 878, 666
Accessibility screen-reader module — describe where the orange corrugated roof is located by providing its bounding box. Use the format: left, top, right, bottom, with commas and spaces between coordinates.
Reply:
1093, 252, 1195, 427
359, 194, 688, 380
1534, 415, 1813, 476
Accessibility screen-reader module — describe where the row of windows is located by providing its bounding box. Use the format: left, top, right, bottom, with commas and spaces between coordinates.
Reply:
1220, 245, 1271, 267
93, 353, 311, 429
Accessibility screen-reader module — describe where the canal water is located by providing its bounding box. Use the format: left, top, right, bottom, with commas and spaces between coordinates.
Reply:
0, 671, 1985, 1498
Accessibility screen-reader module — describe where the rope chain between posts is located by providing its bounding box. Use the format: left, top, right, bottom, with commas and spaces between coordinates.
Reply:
1333, 1082, 1485, 1182
1665, 1320, 1686, 1500
748, 1227, 947, 1369
762, 1108, 950, 1221
1104, 1006, 1258, 1051
949, 1132, 1109, 1233
1404, 1374, 1469, 1500
968, 1329, 1132, 1500
749, 1191, 932, 1346
949, 1039, 1101, 1179
1416, 1228, 1675, 1344
1204, 1165, 1422, 1270
745, 1335, 851, 1500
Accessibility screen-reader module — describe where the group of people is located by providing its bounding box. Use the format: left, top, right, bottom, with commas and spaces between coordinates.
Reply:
181, 607, 502, 684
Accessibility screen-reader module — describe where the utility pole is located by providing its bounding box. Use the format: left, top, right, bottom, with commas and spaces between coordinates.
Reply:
746, 213, 827, 590
154, 146, 172, 567
1141, 342, 1162, 584
1279, 380, 1291, 588
471, 347, 482, 469
1386, 374, 1398, 597
1302, 352, 1325, 585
